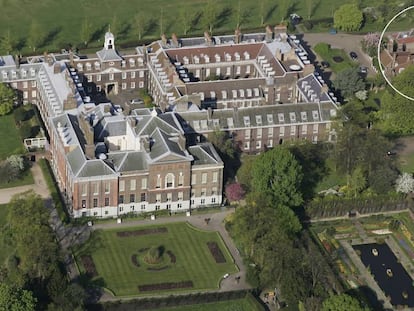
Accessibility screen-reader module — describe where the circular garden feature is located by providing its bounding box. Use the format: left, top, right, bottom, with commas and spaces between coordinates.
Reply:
332, 56, 344, 63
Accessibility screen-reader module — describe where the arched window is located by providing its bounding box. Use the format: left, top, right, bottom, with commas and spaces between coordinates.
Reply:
165, 173, 175, 188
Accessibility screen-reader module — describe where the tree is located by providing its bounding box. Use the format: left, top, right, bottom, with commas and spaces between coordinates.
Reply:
202, 0, 220, 33
0, 29, 15, 55
14, 106, 27, 125
377, 65, 414, 135
333, 67, 365, 99
278, 0, 294, 23
134, 12, 149, 40
396, 173, 414, 194
348, 166, 366, 197
321, 293, 369, 311
236, 155, 255, 191
27, 21, 43, 52
225, 183, 245, 203
0, 83, 15, 116
0, 283, 37, 311
251, 147, 303, 208
234, 1, 249, 29
333, 4, 363, 32
305, 0, 319, 20
259, 0, 267, 25
80, 17, 93, 47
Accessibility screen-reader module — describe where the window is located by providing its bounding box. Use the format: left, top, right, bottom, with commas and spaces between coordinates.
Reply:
86, 63, 91, 71
139, 81, 144, 88
178, 192, 183, 201
226, 67, 231, 76
23, 91, 28, 99
178, 173, 184, 186
245, 129, 250, 139
131, 72, 136, 78
178, 203, 182, 209
212, 187, 217, 195
119, 180, 125, 191
268, 127, 274, 138
141, 178, 147, 189
212, 172, 218, 183
130, 179, 136, 191
130, 194, 135, 203
256, 140, 261, 149
131, 82, 135, 89
131, 205, 135, 211
167, 193, 172, 202
139, 71, 144, 78
201, 199, 205, 204
313, 124, 319, 134
216, 67, 221, 76
302, 124, 307, 135
81, 199, 86, 208
122, 72, 127, 79
279, 127, 285, 136
93, 182, 99, 195
23, 81, 28, 88
156, 194, 161, 202
104, 182, 110, 193
290, 125, 296, 136
211, 198, 216, 203
109, 73, 114, 81
155, 205, 160, 210
244, 141, 250, 150
166, 204, 171, 210
201, 188, 206, 196
97, 74, 101, 81
140, 193, 146, 202
105, 197, 109, 206
191, 173, 196, 185
165, 173, 174, 188
156, 175, 161, 188
81, 184, 87, 196
141, 204, 146, 210
268, 139, 273, 148
119, 195, 124, 204
122, 83, 126, 90
120, 206, 123, 212
31, 90, 37, 98
93, 198, 98, 208
246, 65, 251, 74
257, 128, 262, 139
201, 173, 207, 184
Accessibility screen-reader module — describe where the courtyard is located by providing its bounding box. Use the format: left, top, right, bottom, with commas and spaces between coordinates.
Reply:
74, 222, 238, 296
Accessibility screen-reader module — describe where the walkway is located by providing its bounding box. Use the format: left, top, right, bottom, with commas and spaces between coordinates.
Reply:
93, 209, 250, 301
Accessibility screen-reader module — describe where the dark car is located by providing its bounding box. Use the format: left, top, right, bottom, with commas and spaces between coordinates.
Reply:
349, 51, 358, 60
359, 66, 367, 74
321, 61, 330, 68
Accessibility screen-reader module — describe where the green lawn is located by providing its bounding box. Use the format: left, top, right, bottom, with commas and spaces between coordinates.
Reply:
313, 43, 357, 73
0, 204, 14, 264
155, 294, 264, 311
75, 222, 238, 296
0, 167, 34, 189
0, 114, 25, 160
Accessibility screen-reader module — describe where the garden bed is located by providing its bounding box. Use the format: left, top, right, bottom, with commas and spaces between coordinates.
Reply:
131, 254, 140, 267
167, 250, 176, 263
138, 281, 194, 292
81, 255, 98, 277
116, 227, 168, 237
207, 241, 226, 263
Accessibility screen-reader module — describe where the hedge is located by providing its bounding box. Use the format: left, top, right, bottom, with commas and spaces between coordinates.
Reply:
39, 158, 70, 224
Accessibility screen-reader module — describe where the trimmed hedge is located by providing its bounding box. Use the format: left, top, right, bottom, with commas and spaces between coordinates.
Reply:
39, 158, 70, 224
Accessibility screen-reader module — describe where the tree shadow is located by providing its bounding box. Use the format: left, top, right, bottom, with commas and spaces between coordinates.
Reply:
216, 6, 233, 29
91, 24, 107, 43
15, 38, 26, 53
145, 18, 158, 37
117, 22, 131, 41
265, 4, 278, 24
41, 26, 62, 49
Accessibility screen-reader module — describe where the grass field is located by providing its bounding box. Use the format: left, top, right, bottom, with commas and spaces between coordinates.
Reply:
313, 42, 356, 73
0, 0, 396, 55
0, 204, 14, 264
0, 168, 34, 189
155, 294, 264, 311
75, 222, 238, 296
0, 114, 25, 160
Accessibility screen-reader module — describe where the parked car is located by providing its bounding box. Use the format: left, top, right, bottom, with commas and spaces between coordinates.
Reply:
130, 98, 144, 105
321, 61, 330, 68
359, 66, 367, 74
349, 51, 358, 60
329, 28, 337, 35
223, 273, 230, 279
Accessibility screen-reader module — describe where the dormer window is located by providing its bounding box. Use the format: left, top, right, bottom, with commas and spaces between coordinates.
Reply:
138, 58, 144, 66
94, 62, 100, 70
244, 52, 250, 60
234, 52, 240, 61
129, 58, 135, 67
256, 115, 262, 125
289, 112, 296, 122
243, 116, 250, 127
85, 63, 91, 71
2, 71, 7, 79
21, 70, 27, 78
312, 110, 319, 121
215, 54, 221, 62
204, 55, 210, 63
301, 111, 307, 121
267, 114, 274, 124
225, 53, 231, 61
30, 68, 36, 77
278, 113, 285, 123
194, 55, 199, 64
77, 63, 83, 71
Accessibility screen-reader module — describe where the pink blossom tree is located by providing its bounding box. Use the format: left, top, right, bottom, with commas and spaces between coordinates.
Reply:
225, 183, 245, 203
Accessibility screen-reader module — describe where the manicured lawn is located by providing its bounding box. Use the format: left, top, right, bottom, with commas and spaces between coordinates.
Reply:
0, 168, 34, 189
0, 114, 25, 160
155, 294, 264, 311
0, 204, 14, 264
75, 222, 238, 296
313, 43, 357, 73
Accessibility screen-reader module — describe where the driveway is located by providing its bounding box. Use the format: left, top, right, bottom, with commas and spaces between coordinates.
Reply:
301, 33, 375, 77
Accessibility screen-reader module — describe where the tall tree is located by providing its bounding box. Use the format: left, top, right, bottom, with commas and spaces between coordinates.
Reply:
251, 147, 303, 208
0, 283, 37, 311
134, 12, 149, 40
80, 17, 93, 47
179, 8, 198, 36
27, 21, 43, 52
202, 0, 219, 34
0, 29, 15, 55
333, 3, 363, 32
0, 83, 15, 116
333, 67, 365, 99
259, 0, 267, 25
321, 293, 369, 311
278, 0, 294, 23
235, 1, 249, 29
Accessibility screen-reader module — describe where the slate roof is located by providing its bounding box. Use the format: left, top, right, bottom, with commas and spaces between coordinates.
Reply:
149, 128, 190, 162
297, 74, 332, 103
67, 145, 86, 176
96, 48, 123, 62
77, 160, 115, 177
188, 143, 223, 166
94, 114, 126, 141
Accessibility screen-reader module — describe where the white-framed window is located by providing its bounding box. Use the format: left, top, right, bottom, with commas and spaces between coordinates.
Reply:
96, 74, 101, 81
268, 139, 273, 148
191, 173, 196, 185
31, 80, 37, 87
139, 71, 144, 78
212, 172, 218, 183
167, 193, 172, 202
290, 125, 296, 136
279, 127, 285, 136
122, 72, 127, 79
31, 90, 37, 98
131, 71, 136, 78
246, 65, 251, 74
313, 124, 319, 133
201, 173, 207, 184
165, 173, 174, 188
138, 58, 144, 66
156, 175, 161, 188
244, 141, 250, 150
119, 180, 125, 191
139, 81, 144, 88
86, 63, 91, 71
178, 192, 183, 201
93, 182, 99, 195
22, 81, 28, 88
201, 188, 206, 196
257, 128, 262, 139
131, 82, 135, 89
109, 73, 114, 81
23, 91, 28, 99
245, 129, 250, 139
81, 184, 87, 196
256, 140, 261, 149
226, 67, 231, 76
302, 124, 307, 135
156, 193, 161, 202
178, 173, 184, 186
104, 182, 110, 194
216, 67, 221, 76
268, 127, 274, 138
130, 179, 136, 191
141, 178, 147, 189
122, 83, 126, 90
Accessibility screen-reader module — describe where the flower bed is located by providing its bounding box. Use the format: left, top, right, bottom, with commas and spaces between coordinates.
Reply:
207, 241, 226, 263
131, 254, 140, 267
81, 255, 98, 277
167, 250, 176, 263
147, 266, 170, 271
138, 281, 193, 292
116, 227, 168, 237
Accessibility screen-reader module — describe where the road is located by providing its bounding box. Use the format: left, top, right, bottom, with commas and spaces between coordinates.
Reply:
301, 33, 376, 77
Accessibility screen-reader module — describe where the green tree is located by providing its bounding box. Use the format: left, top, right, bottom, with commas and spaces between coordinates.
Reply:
333, 4, 363, 32
0, 29, 15, 55
80, 17, 93, 47
0, 83, 15, 116
0, 283, 37, 311
321, 293, 369, 311
259, 0, 267, 25
333, 67, 365, 99
202, 0, 220, 33
27, 21, 43, 52
234, 1, 250, 29
251, 147, 303, 208
236, 154, 255, 191
179, 8, 199, 36
278, 0, 295, 23
348, 166, 366, 197
134, 12, 149, 40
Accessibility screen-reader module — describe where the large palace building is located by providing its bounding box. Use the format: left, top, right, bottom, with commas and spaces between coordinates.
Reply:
0, 26, 338, 218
